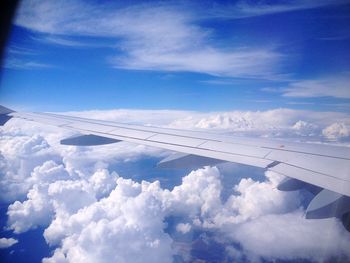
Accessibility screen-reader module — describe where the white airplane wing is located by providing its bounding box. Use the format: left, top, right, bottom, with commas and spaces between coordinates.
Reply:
1, 105, 349, 230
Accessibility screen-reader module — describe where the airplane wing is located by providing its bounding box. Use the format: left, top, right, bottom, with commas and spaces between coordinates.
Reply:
1, 105, 350, 229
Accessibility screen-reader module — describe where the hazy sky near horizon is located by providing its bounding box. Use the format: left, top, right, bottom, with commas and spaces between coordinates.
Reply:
0, 0, 350, 112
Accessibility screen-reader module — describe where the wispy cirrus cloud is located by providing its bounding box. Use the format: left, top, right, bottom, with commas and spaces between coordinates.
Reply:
7, 46, 36, 56
13, 1, 282, 78
261, 72, 350, 99
3, 58, 54, 70
282, 74, 350, 99
205, 0, 348, 19
261, 73, 350, 99
11, 0, 350, 78
4, 46, 49, 70
31, 35, 89, 48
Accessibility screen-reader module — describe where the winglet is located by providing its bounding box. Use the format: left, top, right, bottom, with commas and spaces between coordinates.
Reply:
0, 105, 15, 126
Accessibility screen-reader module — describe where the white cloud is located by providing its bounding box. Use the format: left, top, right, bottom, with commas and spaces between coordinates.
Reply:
31, 35, 92, 48
281, 74, 350, 99
292, 120, 319, 136
322, 122, 350, 140
0, 132, 61, 202
211, 171, 350, 262
1, 108, 350, 262
88, 169, 119, 200
39, 167, 349, 262
176, 223, 191, 234
13, 1, 281, 78
209, 0, 347, 19
224, 171, 300, 221
3, 58, 54, 70
29, 160, 70, 185
0, 237, 18, 249
43, 178, 174, 263
233, 212, 350, 262
167, 108, 350, 142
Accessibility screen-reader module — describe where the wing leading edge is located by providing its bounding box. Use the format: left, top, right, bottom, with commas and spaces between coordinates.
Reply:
1, 106, 350, 230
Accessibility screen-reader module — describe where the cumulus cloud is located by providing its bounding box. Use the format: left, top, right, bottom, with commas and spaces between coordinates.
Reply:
0, 237, 18, 249
1, 108, 350, 262
322, 122, 350, 140
167, 108, 350, 142
39, 168, 350, 262
8, 182, 54, 233
43, 178, 174, 263
0, 132, 60, 202
233, 212, 350, 262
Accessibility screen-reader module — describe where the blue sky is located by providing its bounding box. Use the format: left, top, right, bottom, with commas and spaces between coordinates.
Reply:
0, 0, 350, 112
